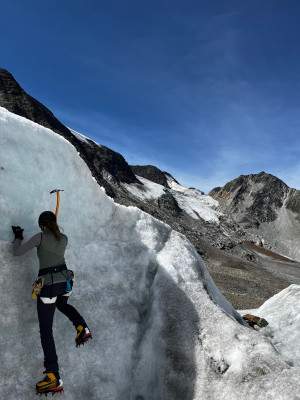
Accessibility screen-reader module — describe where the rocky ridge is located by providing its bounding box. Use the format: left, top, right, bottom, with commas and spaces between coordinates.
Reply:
0, 67, 138, 198
209, 172, 289, 225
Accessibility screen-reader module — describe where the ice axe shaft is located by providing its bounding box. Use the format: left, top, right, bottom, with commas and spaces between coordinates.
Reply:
50, 189, 64, 218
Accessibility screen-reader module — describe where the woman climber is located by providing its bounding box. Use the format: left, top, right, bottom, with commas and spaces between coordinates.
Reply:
12, 211, 92, 395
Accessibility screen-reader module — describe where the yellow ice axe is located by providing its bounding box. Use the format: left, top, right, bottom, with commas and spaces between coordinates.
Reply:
50, 189, 64, 219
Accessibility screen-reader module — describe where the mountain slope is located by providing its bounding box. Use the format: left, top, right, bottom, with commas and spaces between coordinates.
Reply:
210, 172, 300, 260
0, 67, 138, 198
1, 106, 299, 399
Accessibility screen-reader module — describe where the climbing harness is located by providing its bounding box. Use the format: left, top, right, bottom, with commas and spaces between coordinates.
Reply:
32, 264, 74, 300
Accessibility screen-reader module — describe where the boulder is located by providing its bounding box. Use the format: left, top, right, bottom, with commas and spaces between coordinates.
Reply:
242, 314, 269, 330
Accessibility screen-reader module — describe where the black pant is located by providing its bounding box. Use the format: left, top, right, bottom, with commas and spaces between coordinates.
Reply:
37, 295, 87, 373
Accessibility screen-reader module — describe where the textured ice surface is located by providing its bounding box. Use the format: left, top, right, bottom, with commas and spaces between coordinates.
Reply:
0, 107, 299, 399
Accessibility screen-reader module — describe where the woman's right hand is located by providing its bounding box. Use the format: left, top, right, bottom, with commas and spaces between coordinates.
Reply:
12, 226, 24, 240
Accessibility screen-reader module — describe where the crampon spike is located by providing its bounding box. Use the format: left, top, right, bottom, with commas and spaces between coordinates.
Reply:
36, 387, 63, 397
76, 333, 92, 348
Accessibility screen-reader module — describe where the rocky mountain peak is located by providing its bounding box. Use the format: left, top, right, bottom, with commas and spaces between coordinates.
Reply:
209, 172, 290, 225
0, 68, 23, 96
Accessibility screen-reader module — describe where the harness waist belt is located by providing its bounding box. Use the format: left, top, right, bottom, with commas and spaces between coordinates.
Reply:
39, 264, 67, 276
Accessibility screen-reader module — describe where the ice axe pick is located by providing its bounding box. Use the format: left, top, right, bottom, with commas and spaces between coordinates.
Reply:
50, 189, 64, 219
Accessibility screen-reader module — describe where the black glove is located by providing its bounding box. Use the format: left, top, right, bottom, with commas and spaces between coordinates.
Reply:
12, 226, 24, 240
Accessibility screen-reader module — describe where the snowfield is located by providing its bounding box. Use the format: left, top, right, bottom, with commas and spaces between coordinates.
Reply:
0, 106, 300, 400
123, 176, 222, 223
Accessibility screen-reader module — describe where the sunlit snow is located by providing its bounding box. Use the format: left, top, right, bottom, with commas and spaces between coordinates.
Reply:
69, 127, 100, 146
123, 175, 165, 201
240, 284, 300, 369
124, 176, 221, 223
165, 175, 187, 192
172, 188, 221, 223
69, 127, 90, 143
0, 106, 299, 400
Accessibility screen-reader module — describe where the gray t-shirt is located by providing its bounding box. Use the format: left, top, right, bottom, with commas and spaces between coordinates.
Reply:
13, 231, 69, 285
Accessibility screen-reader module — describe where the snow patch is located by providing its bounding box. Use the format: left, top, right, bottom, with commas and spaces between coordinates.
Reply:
69, 127, 101, 146
172, 188, 221, 223
123, 175, 165, 201
165, 174, 187, 192
123, 176, 222, 223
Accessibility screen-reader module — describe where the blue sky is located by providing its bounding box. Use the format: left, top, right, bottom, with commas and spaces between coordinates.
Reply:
2, 0, 300, 193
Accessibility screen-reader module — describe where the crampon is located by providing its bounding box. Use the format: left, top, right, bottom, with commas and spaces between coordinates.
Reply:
76, 325, 92, 347
36, 373, 63, 396
36, 385, 64, 396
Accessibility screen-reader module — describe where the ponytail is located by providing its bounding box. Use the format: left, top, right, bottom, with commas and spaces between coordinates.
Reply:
46, 220, 61, 242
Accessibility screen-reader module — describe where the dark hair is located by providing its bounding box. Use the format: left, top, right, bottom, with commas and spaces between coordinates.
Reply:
45, 220, 61, 242
39, 211, 56, 225
39, 211, 61, 242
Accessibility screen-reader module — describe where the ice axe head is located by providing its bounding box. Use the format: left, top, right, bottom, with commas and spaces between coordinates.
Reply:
50, 189, 64, 194
50, 189, 64, 218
